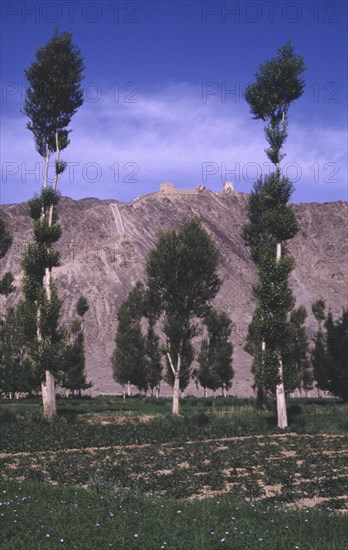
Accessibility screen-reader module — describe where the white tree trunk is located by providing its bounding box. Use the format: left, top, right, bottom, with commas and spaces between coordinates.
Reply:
43, 149, 50, 190
155, 386, 160, 399
127, 381, 131, 397
172, 374, 180, 415
39, 139, 60, 419
41, 370, 56, 420
122, 385, 126, 399
276, 242, 288, 429
222, 385, 227, 398
167, 351, 181, 415
204, 387, 207, 398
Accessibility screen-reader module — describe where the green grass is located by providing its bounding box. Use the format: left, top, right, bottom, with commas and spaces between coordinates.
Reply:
1, 480, 347, 550
1, 398, 347, 548
1, 397, 346, 455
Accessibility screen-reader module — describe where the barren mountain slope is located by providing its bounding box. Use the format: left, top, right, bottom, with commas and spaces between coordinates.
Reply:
1, 189, 347, 396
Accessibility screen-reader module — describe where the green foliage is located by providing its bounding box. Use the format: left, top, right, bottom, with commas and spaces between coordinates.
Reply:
0, 271, 15, 297
33, 217, 62, 245
112, 282, 147, 391
76, 295, 89, 318
312, 298, 326, 328
145, 323, 162, 392
28, 187, 60, 220
146, 218, 221, 399
0, 305, 39, 395
0, 214, 12, 258
24, 29, 84, 158
22, 241, 59, 276
60, 297, 91, 396
0, 213, 15, 297
242, 44, 304, 408
312, 309, 348, 402
61, 333, 92, 396
244, 41, 305, 165
17, 283, 66, 383
197, 309, 234, 393
21, 188, 64, 384
146, 218, 221, 319
289, 306, 312, 390
243, 174, 298, 264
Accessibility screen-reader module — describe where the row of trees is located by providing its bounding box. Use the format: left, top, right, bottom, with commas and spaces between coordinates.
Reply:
312, 299, 348, 402
111, 223, 347, 412
0, 283, 91, 399
112, 40, 343, 422
1, 33, 346, 420
112, 219, 234, 412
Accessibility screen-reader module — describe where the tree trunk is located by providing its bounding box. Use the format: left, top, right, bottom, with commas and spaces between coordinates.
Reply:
275, 242, 288, 429
276, 358, 288, 429
155, 386, 160, 399
41, 370, 57, 420
122, 385, 126, 399
204, 387, 208, 398
43, 149, 50, 190
222, 385, 227, 398
256, 386, 266, 410
172, 373, 180, 415
256, 340, 267, 409
39, 139, 60, 420
167, 351, 181, 415
127, 381, 131, 397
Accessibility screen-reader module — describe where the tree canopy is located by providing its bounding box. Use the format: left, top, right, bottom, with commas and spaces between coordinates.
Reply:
145, 218, 221, 413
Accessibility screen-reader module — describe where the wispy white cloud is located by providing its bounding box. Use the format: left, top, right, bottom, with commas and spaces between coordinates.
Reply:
1, 83, 346, 204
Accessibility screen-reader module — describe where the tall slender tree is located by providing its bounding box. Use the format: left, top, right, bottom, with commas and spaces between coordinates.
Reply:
243, 42, 305, 428
23, 30, 84, 418
311, 305, 348, 401
112, 282, 147, 397
145, 218, 221, 415
196, 309, 234, 397
289, 306, 312, 393
61, 296, 91, 397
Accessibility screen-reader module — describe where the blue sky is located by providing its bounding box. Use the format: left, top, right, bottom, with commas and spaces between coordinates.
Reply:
1, 0, 347, 204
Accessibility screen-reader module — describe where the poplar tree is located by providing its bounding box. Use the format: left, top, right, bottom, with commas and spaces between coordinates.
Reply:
289, 306, 312, 393
311, 304, 348, 401
61, 296, 91, 397
243, 42, 305, 428
197, 309, 234, 397
23, 30, 84, 418
145, 218, 221, 415
112, 282, 147, 397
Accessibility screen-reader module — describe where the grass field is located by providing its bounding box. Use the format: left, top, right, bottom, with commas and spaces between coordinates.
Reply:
1, 397, 347, 549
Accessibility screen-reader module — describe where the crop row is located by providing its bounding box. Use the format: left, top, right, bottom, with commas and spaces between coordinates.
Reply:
0, 413, 271, 453
1, 435, 347, 508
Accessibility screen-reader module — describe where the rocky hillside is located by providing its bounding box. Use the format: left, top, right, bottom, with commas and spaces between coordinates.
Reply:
1, 188, 347, 397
